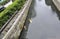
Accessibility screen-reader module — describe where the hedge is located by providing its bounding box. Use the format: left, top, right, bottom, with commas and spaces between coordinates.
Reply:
0, 0, 26, 28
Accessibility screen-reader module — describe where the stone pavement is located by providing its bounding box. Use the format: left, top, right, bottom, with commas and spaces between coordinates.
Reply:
53, 0, 60, 11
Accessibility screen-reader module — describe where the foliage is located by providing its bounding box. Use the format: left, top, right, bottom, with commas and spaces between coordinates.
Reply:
0, 0, 10, 5
0, 0, 26, 28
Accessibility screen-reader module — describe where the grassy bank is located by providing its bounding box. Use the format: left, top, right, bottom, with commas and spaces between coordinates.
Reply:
0, 0, 26, 28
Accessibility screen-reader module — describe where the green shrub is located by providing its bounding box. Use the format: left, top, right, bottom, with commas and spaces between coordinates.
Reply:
0, 0, 10, 5
0, 0, 26, 28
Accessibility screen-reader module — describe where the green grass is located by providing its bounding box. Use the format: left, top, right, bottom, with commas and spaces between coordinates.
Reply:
0, 0, 26, 28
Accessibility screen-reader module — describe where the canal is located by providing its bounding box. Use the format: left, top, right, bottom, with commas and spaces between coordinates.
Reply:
19, 0, 60, 39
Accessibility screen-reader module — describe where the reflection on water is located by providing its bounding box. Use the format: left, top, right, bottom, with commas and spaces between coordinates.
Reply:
19, 0, 60, 39
45, 0, 60, 20
28, 0, 36, 18
45, 0, 53, 6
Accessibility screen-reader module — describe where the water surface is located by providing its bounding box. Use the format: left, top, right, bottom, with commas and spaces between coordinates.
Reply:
20, 0, 60, 39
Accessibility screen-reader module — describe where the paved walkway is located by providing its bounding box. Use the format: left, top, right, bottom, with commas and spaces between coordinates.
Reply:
57, 0, 60, 3
53, 0, 60, 11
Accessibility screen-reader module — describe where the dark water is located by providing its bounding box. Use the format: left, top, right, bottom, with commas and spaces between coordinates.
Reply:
19, 0, 60, 39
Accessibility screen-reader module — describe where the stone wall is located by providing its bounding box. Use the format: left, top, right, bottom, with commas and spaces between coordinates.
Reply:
2, 0, 32, 39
